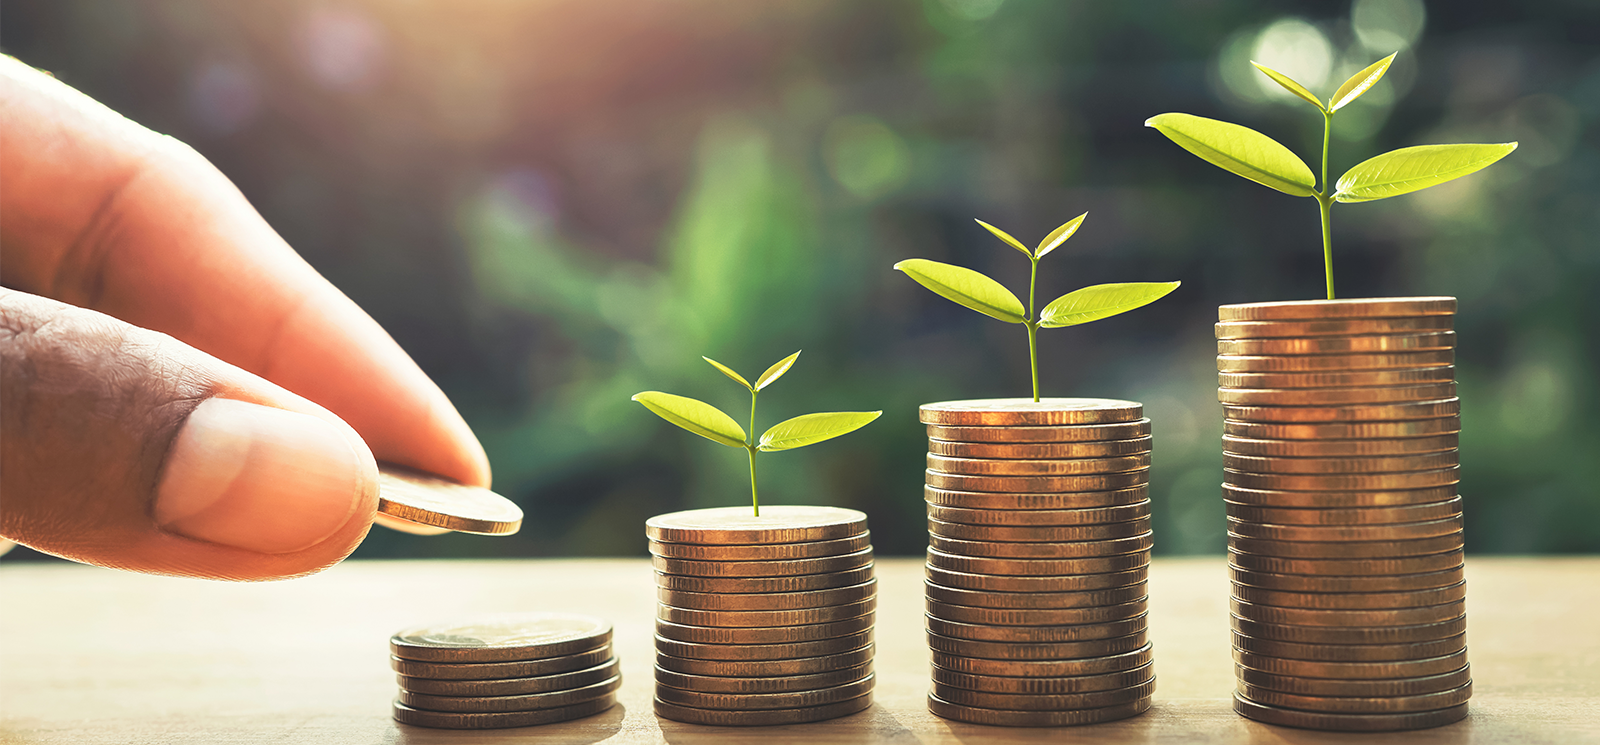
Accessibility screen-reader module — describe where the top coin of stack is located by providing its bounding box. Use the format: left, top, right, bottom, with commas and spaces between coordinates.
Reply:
388, 613, 620, 729
920, 398, 1157, 727
647, 506, 877, 726
1217, 298, 1471, 732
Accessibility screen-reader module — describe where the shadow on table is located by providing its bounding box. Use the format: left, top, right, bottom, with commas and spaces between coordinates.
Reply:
659, 703, 918, 744
392, 702, 627, 744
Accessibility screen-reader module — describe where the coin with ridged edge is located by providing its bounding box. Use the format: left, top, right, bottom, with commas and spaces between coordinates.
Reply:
927, 692, 1151, 727
1234, 648, 1468, 679
925, 631, 1148, 660
927, 469, 1149, 494
927, 454, 1150, 476
377, 462, 524, 536
1225, 497, 1462, 525
1229, 566, 1463, 594
931, 678, 1156, 711
1223, 451, 1459, 475
1224, 418, 1461, 440
1236, 663, 1471, 698
928, 420, 1152, 443
924, 580, 1146, 610
1215, 316, 1453, 338
654, 614, 874, 644
390, 613, 611, 663
925, 485, 1149, 510
1218, 383, 1457, 406
927, 548, 1150, 576
390, 645, 613, 680
397, 658, 618, 697
1218, 350, 1454, 373
929, 517, 1152, 543
1231, 614, 1467, 645
929, 437, 1152, 459
1233, 631, 1466, 662
398, 674, 621, 713
1231, 597, 1465, 627
1239, 680, 1472, 714
927, 612, 1147, 643
657, 579, 877, 611
655, 674, 874, 710
920, 398, 1143, 426
932, 662, 1155, 695
655, 644, 874, 677
1222, 434, 1458, 457
1222, 484, 1460, 509
653, 629, 872, 661
1218, 297, 1456, 321
1226, 468, 1460, 492
652, 547, 873, 578
931, 644, 1153, 676
1227, 515, 1462, 542
648, 534, 869, 561
1228, 547, 1463, 575
653, 691, 872, 726
1232, 580, 1466, 610
1220, 366, 1455, 389
391, 693, 617, 730
658, 596, 876, 627
653, 566, 873, 594
646, 506, 865, 545
1229, 531, 1463, 559
927, 502, 1150, 526
653, 661, 873, 695
927, 598, 1148, 626
1218, 332, 1455, 356
929, 532, 1153, 559
925, 565, 1148, 593
1223, 398, 1460, 423
1233, 693, 1468, 731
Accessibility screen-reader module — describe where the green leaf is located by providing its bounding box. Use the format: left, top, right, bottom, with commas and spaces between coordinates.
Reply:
1251, 61, 1325, 111
631, 391, 747, 447
1329, 53, 1397, 112
702, 357, 752, 390
1035, 213, 1087, 259
974, 219, 1032, 257
1038, 281, 1181, 328
1145, 113, 1317, 197
894, 258, 1026, 324
1334, 143, 1518, 203
758, 411, 882, 452
755, 351, 801, 391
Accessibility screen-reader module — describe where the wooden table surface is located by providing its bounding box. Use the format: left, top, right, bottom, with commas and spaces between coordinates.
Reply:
1, 556, 1597, 744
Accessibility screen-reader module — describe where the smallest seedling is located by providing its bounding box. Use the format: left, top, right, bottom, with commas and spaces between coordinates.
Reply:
633, 351, 881, 517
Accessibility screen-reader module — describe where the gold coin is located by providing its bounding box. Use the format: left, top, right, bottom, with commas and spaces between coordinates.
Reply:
1217, 332, 1455, 356
925, 580, 1146, 609
927, 693, 1151, 727
1232, 614, 1467, 645
929, 437, 1152, 459
648, 533, 869, 561
1229, 531, 1464, 559
391, 693, 616, 730
928, 599, 1148, 626
919, 398, 1143, 426
1218, 297, 1456, 321
931, 643, 1153, 676
1218, 383, 1457, 406
930, 517, 1152, 543
1231, 598, 1465, 627
925, 630, 1148, 660
929, 532, 1153, 559
390, 613, 611, 663
397, 658, 619, 698
925, 565, 1148, 593
1220, 366, 1455, 389
1224, 451, 1459, 475
1235, 663, 1471, 698
646, 506, 865, 545
1228, 547, 1463, 575
927, 453, 1150, 476
1234, 648, 1469, 679
931, 679, 1155, 711
377, 462, 523, 536
927, 548, 1151, 576
924, 485, 1149, 510
390, 645, 613, 680
1215, 316, 1453, 338
928, 420, 1152, 443
1223, 434, 1458, 457
656, 579, 877, 611
1225, 467, 1460, 492
654, 629, 873, 661
653, 661, 873, 694
1218, 349, 1454, 372
1223, 399, 1460, 424
654, 614, 875, 645
1230, 565, 1464, 594
653, 566, 873, 594
1225, 497, 1462, 525
1226, 516, 1463, 542
1233, 694, 1467, 732
398, 674, 620, 714
926, 612, 1148, 643
926, 469, 1149, 494
933, 661, 1154, 695
1224, 418, 1460, 440
655, 645, 873, 677
927, 501, 1150, 527
1232, 581, 1467, 610
1222, 483, 1458, 508
657, 596, 877, 628
653, 691, 872, 726
1239, 681, 1472, 714
655, 674, 874, 711
1233, 631, 1467, 662
651, 547, 873, 578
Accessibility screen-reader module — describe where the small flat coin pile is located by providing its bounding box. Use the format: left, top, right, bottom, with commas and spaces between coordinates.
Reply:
1218, 297, 1471, 732
648, 506, 877, 726
920, 398, 1156, 727
388, 613, 620, 729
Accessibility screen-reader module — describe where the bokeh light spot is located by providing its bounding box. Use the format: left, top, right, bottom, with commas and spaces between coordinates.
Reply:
940, 0, 1006, 22
1353, 0, 1426, 53
295, 6, 385, 91
186, 61, 260, 135
1251, 19, 1333, 99
823, 115, 911, 200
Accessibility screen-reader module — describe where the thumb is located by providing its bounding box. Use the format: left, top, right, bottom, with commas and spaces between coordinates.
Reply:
0, 289, 379, 580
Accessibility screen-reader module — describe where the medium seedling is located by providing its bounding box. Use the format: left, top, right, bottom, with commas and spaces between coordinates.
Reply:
1147, 52, 1517, 300
895, 214, 1179, 402
632, 351, 880, 517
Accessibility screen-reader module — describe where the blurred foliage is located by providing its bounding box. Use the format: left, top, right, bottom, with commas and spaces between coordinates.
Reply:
3, 0, 1597, 560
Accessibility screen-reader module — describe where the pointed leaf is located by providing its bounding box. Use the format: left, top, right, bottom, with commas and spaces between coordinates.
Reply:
1038, 281, 1181, 328
702, 357, 752, 390
1035, 213, 1087, 259
1251, 61, 1325, 111
894, 259, 1026, 324
755, 351, 801, 391
631, 391, 747, 447
1334, 143, 1518, 203
758, 411, 882, 452
974, 219, 1032, 257
1145, 113, 1317, 197
1329, 53, 1397, 112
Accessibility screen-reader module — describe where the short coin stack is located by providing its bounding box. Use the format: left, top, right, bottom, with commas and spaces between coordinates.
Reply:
1217, 297, 1471, 732
920, 398, 1156, 727
389, 613, 620, 729
648, 505, 877, 725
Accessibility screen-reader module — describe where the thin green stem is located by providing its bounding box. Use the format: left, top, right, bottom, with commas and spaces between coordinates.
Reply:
1027, 257, 1040, 402
747, 389, 759, 516
1320, 109, 1335, 300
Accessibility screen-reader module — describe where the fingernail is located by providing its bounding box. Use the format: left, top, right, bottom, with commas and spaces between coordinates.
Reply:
156, 398, 371, 554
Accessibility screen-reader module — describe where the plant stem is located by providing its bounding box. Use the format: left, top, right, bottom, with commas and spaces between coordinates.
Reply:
1320, 109, 1335, 300
746, 389, 760, 516
1027, 258, 1040, 402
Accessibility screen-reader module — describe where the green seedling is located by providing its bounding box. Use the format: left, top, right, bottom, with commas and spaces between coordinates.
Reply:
1147, 52, 1517, 300
895, 214, 1180, 402
632, 351, 881, 517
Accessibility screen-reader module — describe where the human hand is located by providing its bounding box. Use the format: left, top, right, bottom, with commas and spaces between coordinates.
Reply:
0, 57, 490, 580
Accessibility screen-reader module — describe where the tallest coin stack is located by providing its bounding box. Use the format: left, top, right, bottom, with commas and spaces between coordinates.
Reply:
1217, 298, 1470, 732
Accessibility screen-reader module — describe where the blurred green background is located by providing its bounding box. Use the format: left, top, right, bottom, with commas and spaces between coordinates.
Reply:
4, 0, 1596, 560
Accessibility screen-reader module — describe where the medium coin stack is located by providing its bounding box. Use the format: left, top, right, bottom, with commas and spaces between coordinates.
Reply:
648, 505, 877, 726
920, 398, 1157, 727
1218, 297, 1471, 732
388, 613, 620, 729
